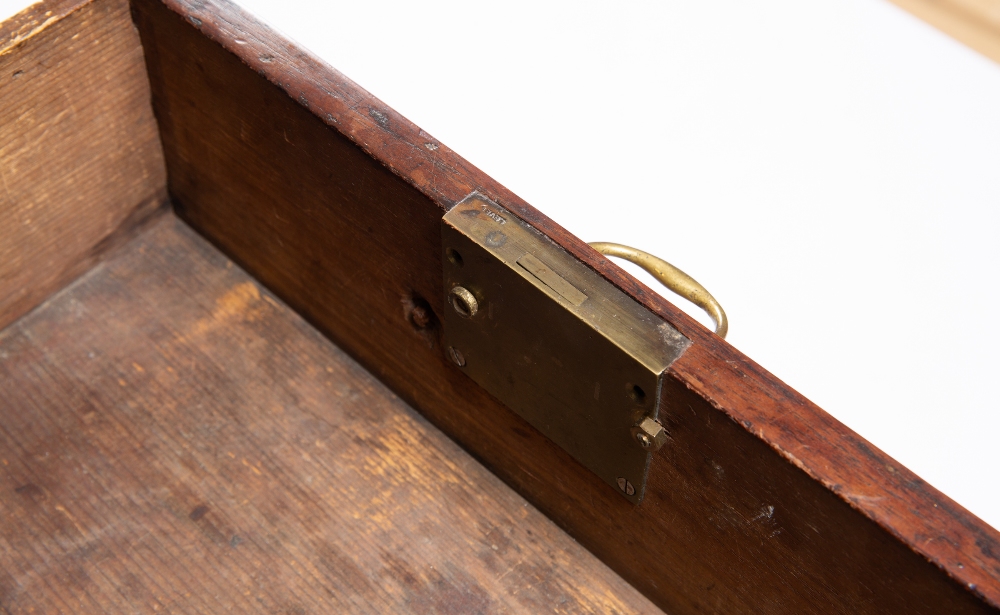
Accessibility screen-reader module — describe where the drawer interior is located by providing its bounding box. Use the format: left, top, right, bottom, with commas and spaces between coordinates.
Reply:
0, 212, 659, 613
3, 0, 999, 612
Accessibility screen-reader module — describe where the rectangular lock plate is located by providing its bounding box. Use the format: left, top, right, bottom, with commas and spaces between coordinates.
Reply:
441, 193, 690, 502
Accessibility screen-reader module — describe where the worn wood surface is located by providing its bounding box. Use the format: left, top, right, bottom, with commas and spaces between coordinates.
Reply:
0, 0, 86, 47
889, 0, 1000, 64
130, 0, 1000, 612
0, 0, 166, 331
0, 213, 660, 614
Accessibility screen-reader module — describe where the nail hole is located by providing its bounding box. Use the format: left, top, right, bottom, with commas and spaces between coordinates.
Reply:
405, 293, 436, 332
628, 384, 646, 404
446, 247, 464, 267
409, 306, 431, 329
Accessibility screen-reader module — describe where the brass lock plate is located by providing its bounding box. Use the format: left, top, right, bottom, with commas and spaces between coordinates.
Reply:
441, 193, 690, 502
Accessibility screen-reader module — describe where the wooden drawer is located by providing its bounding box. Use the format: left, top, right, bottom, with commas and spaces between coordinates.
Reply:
1, 0, 998, 613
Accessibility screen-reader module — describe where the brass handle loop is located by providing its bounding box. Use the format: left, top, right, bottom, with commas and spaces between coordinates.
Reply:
589, 242, 728, 339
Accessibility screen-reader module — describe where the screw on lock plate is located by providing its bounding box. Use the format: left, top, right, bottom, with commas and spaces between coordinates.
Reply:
440, 193, 691, 503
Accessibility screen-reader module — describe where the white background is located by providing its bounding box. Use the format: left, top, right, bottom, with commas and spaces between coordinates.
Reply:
4, 0, 998, 529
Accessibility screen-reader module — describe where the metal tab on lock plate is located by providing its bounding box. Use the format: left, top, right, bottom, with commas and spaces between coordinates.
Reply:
441, 193, 691, 503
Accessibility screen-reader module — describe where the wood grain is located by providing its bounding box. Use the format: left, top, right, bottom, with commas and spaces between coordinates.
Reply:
0, 0, 87, 49
129, 0, 1000, 612
888, 0, 1000, 64
0, 0, 166, 330
0, 213, 660, 614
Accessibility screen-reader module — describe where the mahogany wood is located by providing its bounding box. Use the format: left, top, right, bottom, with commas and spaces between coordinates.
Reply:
128, 0, 1000, 613
0, 0, 166, 330
0, 213, 660, 614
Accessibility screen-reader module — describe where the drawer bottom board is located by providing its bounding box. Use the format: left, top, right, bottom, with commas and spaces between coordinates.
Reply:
0, 213, 659, 614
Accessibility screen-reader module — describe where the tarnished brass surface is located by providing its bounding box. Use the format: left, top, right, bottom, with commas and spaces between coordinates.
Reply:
631, 417, 669, 451
448, 285, 479, 318
589, 242, 728, 338
441, 193, 690, 502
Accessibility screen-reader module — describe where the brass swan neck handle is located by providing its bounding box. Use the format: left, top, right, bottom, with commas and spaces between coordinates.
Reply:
589, 242, 728, 339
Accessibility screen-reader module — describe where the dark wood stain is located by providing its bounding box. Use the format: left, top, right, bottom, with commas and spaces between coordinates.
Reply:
0, 0, 166, 330
0, 214, 658, 614
127, 0, 1000, 612
188, 505, 209, 521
